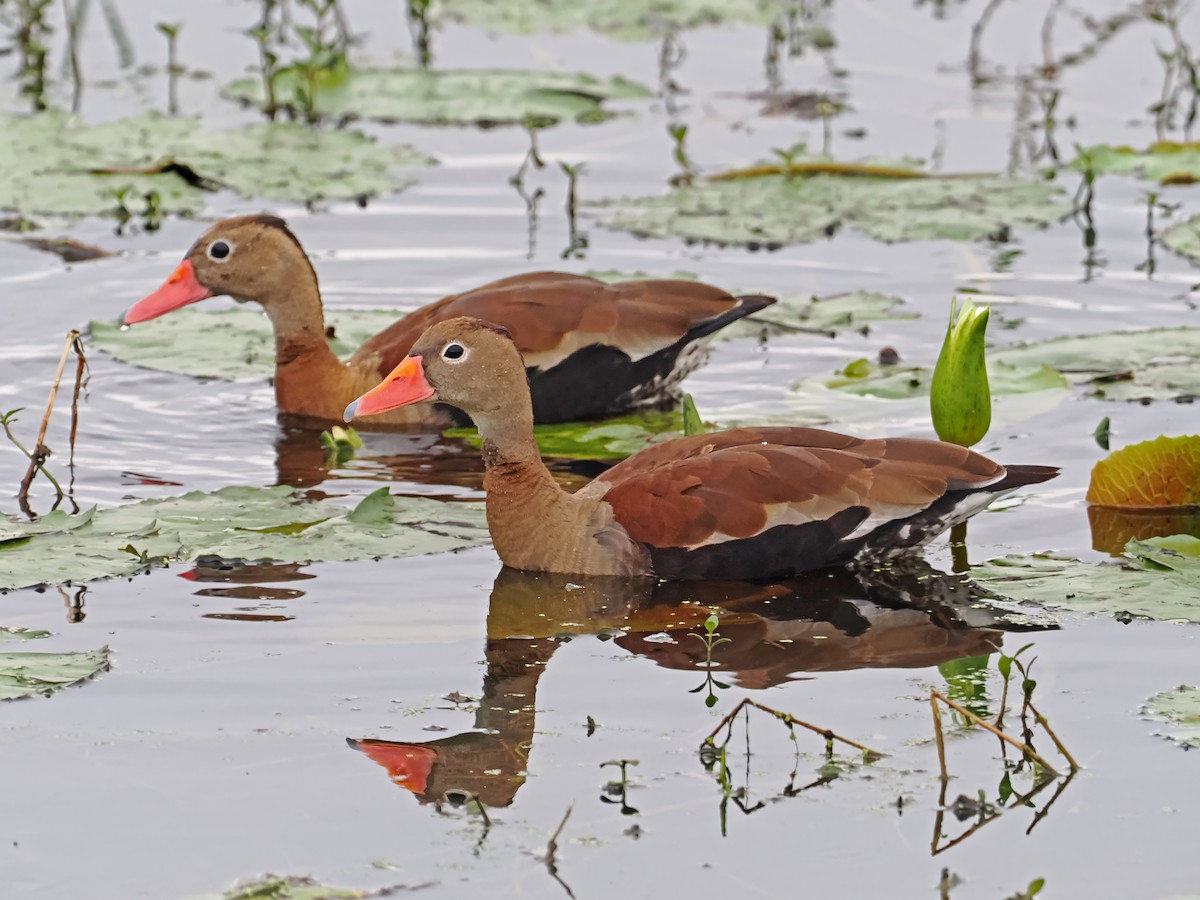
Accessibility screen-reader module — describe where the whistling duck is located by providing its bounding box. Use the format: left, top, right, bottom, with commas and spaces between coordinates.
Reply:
121, 215, 774, 428
344, 317, 1059, 580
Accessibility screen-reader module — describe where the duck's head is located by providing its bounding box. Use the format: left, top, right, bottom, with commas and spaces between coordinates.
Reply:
122, 215, 316, 325
344, 317, 526, 422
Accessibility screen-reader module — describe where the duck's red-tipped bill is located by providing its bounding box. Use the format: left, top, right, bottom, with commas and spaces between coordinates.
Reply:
344, 355, 435, 421
122, 259, 211, 325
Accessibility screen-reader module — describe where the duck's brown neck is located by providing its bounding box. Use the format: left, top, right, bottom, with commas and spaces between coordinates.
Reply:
475, 399, 581, 571
256, 268, 348, 417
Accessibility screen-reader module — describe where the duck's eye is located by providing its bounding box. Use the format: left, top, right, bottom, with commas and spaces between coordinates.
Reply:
442, 343, 467, 362
207, 239, 232, 261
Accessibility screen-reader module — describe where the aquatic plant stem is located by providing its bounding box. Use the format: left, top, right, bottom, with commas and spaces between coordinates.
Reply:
544, 803, 575, 900
1027, 699, 1079, 771
930, 690, 1059, 777
704, 698, 885, 761
932, 692, 948, 780
15, 331, 83, 514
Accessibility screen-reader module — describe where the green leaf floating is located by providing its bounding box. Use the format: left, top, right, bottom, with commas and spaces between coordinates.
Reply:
809, 327, 1200, 405
1163, 214, 1200, 266
437, 0, 785, 40
0, 626, 52, 642
209, 874, 392, 900
1070, 141, 1200, 185
0, 486, 487, 590
972, 534, 1200, 624
0, 646, 110, 700
1142, 685, 1200, 750
600, 159, 1071, 247
90, 292, 912, 382
0, 110, 433, 219
446, 409, 684, 460
90, 307, 405, 381
225, 68, 652, 126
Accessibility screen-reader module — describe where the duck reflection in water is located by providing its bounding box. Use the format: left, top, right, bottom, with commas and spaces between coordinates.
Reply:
272, 421, 601, 493
348, 560, 1049, 810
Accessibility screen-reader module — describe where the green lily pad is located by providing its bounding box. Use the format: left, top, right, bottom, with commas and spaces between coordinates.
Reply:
725, 291, 916, 340
819, 357, 1067, 400
447, 409, 684, 460
225, 68, 652, 126
992, 328, 1200, 402
198, 874, 388, 900
972, 534, 1200, 624
0, 486, 487, 590
0, 110, 432, 220
1071, 142, 1200, 185
0, 646, 110, 700
587, 272, 916, 340
809, 327, 1200, 409
600, 164, 1071, 247
1163, 214, 1200, 265
1142, 685, 1200, 750
438, 0, 785, 40
0, 626, 52, 642
91, 292, 909, 383
90, 308, 404, 381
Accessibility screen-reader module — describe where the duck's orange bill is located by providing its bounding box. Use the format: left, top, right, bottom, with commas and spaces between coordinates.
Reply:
344, 355, 435, 421
122, 259, 212, 325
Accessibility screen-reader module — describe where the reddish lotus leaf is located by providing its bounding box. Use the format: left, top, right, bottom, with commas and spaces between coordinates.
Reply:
1087, 435, 1200, 509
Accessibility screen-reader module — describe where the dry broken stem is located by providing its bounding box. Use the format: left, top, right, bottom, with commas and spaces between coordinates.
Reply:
705, 697, 886, 761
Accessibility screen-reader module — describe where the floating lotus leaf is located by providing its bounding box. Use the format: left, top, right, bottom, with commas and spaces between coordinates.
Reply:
0, 646, 110, 700
723, 290, 916, 341
0, 626, 52, 642
89, 308, 405, 381
1071, 142, 1200, 185
600, 163, 1071, 247
992, 327, 1200, 402
972, 535, 1200, 623
0, 486, 487, 590
1142, 685, 1200, 750
1088, 435, 1200, 508
446, 409, 684, 460
202, 874, 384, 900
437, 0, 786, 40
91, 289, 906, 382
0, 110, 432, 220
225, 68, 652, 126
1163, 214, 1200, 265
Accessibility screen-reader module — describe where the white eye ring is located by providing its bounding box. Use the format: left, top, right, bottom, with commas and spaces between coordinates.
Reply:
442, 342, 468, 363
207, 239, 234, 261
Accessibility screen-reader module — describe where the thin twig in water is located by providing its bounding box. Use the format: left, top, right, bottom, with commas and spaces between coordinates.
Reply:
1027, 699, 1079, 771
544, 803, 575, 900
930, 690, 1059, 777
14, 331, 84, 515
704, 698, 886, 760
931, 772, 1060, 856
968, 0, 1007, 86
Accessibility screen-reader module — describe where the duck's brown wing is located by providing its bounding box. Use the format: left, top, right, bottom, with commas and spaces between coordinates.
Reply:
595, 427, 1056, 579
352, 273, 773, 422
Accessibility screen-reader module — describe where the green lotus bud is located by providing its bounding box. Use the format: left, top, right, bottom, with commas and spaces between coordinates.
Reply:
931, 297, 991, 447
